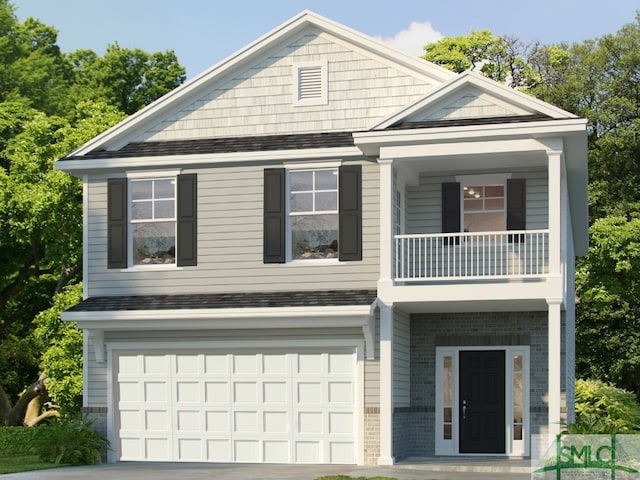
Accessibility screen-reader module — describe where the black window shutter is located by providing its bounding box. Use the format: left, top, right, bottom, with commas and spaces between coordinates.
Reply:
107, 178, 127, 269
177, 173, 197, 266
507, 178, 526, 243
442, 182, 461, 245
264, 168, 286, 263
339, 165, 362, 261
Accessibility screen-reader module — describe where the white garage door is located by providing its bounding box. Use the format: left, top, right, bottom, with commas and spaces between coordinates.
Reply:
116, 349, 357, 464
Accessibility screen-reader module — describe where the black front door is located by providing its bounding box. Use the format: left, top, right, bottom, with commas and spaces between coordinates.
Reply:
459, 350, 506, 454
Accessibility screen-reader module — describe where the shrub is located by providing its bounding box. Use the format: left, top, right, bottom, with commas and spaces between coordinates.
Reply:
0, 427, 34, 455
567, 378, 640, 434
29, 415, 109, 465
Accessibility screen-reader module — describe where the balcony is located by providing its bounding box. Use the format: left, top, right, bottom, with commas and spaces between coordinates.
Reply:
394, 230, 549, 282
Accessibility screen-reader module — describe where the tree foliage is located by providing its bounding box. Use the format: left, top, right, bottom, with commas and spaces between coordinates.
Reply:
0, 0, 185, 405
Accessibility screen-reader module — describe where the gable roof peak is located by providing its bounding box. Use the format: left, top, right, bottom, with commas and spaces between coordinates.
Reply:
371, 69, 578, 130
63, 10, 456, 158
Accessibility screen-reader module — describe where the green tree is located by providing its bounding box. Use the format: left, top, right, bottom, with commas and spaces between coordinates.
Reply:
423, 29, 537, 88
0, 101, 124, 399
69, 43, 186, 115
575, 217, 640, 396
0, 0, 186, 403
33, 283, 83, 413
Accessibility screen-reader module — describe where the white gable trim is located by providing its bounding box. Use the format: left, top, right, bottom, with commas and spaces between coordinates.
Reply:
64, 11, 455, 159
371, 72, 578, 130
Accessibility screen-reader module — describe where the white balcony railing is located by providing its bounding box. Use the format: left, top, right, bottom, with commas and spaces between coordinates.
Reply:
394, 230, 549, 282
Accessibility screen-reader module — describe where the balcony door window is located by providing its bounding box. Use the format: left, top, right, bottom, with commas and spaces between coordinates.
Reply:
463, 184, 505, 233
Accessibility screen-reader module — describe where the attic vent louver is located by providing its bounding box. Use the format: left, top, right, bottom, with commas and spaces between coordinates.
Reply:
293, 61, 327, 106
298, 66, 322, 99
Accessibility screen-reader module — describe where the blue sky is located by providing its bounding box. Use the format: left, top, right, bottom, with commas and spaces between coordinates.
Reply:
12, 0, 638, 78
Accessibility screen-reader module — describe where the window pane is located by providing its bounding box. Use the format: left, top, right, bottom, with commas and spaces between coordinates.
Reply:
132, 222, 175, 265
514, 355, 523, 372
443, 407, 452, 423
485, 198, 504, 210
464, 199, 483, 211
485, 185, 504, 197
131, 180, 152, 200
315, 169, 337, 190
514, 388, 523, 406
464, 186, 482, 198
154, 179, 175, 199
464, 212, 504, 232
290, 171, 313, 191
513, 406, 523, 424
155, 200, 175, 219
444, 423, 452, 440
513, 424, 523, 441
316, 191, 337, 211
132, 201, 152, 220
291, 192, 313, 212
290, 214, 338, 259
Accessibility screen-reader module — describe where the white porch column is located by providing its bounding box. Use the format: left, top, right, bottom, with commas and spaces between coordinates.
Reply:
378, 302, 395, 465
547, 298, 562, 435
378, 159, 394, 290
547, 150, 563, 275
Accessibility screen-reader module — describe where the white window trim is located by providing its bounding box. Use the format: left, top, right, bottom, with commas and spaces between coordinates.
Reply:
126, 172, 180, 270
435, 345, 530, 457
293, 61, 328, 106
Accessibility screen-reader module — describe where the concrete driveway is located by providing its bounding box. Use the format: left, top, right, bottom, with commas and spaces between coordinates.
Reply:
1, 461, 532, 480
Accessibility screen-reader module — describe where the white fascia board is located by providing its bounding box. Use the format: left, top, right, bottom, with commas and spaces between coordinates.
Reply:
55, 146, 363, 176
354, 118, 587, 157
62, 305, 372, 330
372, 72, 578, 131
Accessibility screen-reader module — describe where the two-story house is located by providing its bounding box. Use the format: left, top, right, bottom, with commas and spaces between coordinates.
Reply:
56, 11, 588, 465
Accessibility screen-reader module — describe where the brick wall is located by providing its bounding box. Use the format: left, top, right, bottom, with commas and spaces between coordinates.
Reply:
391, 310, 561, 460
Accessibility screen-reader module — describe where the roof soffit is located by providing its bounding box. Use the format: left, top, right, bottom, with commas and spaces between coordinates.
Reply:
63, 11, 455, 159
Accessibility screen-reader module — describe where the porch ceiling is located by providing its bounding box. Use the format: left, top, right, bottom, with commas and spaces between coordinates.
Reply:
394, 150, 547, 176
395, 297, 549, 314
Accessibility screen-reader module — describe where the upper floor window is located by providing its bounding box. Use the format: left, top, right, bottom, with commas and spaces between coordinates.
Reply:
463, 184, 505, 232
263, 165, 361, 264
289, 168, 338, 260
130, 178, 176, 265
107, 174, 197, 269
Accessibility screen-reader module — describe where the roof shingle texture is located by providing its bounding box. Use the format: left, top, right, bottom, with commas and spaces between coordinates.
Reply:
67, 290, 378, 312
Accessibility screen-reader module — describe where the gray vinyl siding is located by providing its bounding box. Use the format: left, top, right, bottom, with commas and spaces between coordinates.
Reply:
85, 161, 379, 297
393, 308, 410, 408
136, 31, 437, 142
406, 168, 548, 234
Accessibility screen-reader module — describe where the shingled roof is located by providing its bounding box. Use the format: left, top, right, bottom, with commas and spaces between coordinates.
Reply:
60, 131, 356, 161
67, 289, 378, 312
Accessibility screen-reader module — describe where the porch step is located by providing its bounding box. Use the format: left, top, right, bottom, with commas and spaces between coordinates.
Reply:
396, 457, 531, 474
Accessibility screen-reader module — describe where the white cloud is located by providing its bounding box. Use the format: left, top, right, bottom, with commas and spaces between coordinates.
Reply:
376, 21, 443, 57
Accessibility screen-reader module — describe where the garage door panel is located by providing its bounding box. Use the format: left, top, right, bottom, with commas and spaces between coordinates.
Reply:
233, 381, 258, 403
146, 409, 170, 431
206, 410, 230, 433
144, 381, 169, 403
117, 349, 356, 464
263, 440, 289, 462
207, 439, 231, 461
144, 355, 170, 375
205, 381, 230, 403
328, 381, 353, 404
